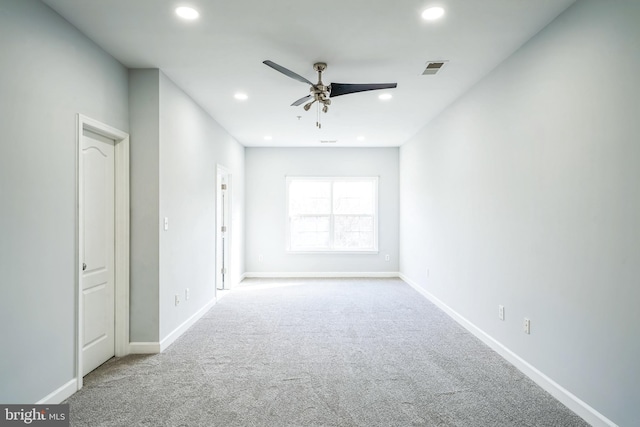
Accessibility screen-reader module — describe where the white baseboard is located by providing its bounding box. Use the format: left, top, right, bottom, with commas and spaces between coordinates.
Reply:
128, 342, 161, 354
159, 298, 216, 352
36, 379, 77, 404
130, 299, 218, 354
244, 271, 400, 279
239, 272, 247, 282
399, 274, 617, 427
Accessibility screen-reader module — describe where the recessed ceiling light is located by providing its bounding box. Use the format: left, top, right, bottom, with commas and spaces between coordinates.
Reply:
264, 136, 273, 141
379, 93, 393, 100
234, 93, 248, 100
357, 136, 366, 141
422, 6, 445, 21
175, 7, 199, 20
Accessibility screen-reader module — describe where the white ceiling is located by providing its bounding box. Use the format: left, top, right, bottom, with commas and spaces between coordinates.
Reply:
42, 0, 575, 147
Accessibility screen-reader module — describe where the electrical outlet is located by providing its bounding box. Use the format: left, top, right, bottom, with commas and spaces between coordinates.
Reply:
523, 318, 531, 334
498, 305, 505, 321
385, 254, 390, 262
175, 294, 180, 306
185, 288, 190, 300
259, 254, 263, 262
164, 217, 169, 231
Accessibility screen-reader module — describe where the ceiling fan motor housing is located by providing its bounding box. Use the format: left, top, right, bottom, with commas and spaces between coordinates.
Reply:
313, 62, 327, 72
312, 62, 330, 105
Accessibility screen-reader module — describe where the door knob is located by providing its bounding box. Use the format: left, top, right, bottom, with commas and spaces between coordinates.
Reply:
82, 263, 87, 271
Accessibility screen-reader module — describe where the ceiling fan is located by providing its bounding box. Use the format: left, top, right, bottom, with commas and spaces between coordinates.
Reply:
263, 60, 397, 127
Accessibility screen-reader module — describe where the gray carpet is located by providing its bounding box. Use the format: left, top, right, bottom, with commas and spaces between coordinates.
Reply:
66, 278, 589, 426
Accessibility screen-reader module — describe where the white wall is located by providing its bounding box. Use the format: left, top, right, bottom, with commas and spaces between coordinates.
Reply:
129, 69, 245, 346
0, 0, 129, 402
129, 69, 245, 345
245, 147, 399, 274
157, 72, 245, 341
399, 1, 640, 425
129, 69, 160, 342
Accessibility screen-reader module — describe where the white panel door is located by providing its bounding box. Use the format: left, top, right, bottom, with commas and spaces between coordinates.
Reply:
81, 129, 115, 375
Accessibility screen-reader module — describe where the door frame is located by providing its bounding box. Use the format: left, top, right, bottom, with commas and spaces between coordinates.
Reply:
76, 114, 130, 390
216, 165, 231, 294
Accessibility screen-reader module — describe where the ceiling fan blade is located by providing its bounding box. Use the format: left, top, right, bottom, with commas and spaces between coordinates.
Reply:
329, 82, 397, 98
291, 95, 312, 106
263, 60, 314, 86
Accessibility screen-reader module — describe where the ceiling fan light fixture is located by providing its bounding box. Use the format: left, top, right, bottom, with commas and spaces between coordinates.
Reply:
379, 93, 393, 100
422, 6, 445, 21
175, 6, 199, 20
234, 92, 248, 100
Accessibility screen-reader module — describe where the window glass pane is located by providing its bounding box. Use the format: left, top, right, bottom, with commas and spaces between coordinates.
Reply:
334, 215, 374, 249
333, 181, 373, 214
287, 177, 377, 252
289, 181, 331, 215
290, 216, 330, 249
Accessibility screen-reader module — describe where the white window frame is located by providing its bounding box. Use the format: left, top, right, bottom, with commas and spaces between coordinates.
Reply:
286, 176, 379, 253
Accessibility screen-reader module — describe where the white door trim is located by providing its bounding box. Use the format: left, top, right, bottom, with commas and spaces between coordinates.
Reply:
76, 114, 130, 391
216, 164, 231, 294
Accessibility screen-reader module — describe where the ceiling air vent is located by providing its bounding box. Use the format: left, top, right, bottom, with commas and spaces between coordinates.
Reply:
422, 61, 448, 75
320, 140, 337, 144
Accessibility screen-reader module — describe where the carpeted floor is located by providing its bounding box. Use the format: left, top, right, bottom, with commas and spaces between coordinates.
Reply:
66, 278, 589, 426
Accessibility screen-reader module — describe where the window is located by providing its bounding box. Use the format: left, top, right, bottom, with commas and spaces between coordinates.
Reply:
286, 177, 378, 252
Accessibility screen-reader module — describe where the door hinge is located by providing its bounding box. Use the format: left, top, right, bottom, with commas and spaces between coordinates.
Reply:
221, 268, 227, 275
221, 225, 227, 232
221, 184, 227, 190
